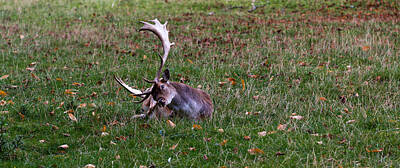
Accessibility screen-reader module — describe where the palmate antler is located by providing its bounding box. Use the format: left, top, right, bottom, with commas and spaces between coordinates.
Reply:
115, 19, 174, 103
140, 19, 175, 82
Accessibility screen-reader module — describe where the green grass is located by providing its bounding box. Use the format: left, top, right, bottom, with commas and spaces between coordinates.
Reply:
1, 0, 399, 167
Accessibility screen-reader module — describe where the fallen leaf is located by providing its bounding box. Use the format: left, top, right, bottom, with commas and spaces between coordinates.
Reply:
0, 90, 7, 97
27, 73, 38, 81
298, 61, 307, 66
346, 120, 356, 124
290, 115, 304, 120
192, 124, 202, 130
277, 124, 287, 131
18, 112, 25, 120
84, 164, 96, 168
64, 89, 77, 95
218, 81, 228, 86
241, 79, 245, 91
275, 152, 285, 156
366, 147, 383, 153
362, 46, 370, 51
218, 128, 224, 133
227, 78, 236, 85
29, 62, 37, 66
0, 75, 9, 80
39, 140, 46, 143
52, 125, 59, 130
107, 102, 115, 106
77, 103, 87, 108
0, 100, 6, 106
68, 113, 77, 122
248, 148, 264, 155
319, 97, 327, 101
187, 59, 193, 64
268, 131, 277, 135
0, 111, 9, 114
26, 67, 35, 71
248, 74, 258, 78
220, 139, 228, 146
56, 78, 63, 81
58, 144, 69, 149
110, 141, 117, 145
258, 131, 267, 137
167, 120, 176, 128
72, 82, 84, 86
88, 103, 97, 108
169, 143, 178, 150
244, 136, 251, 140
64, 109, 74, 113
189, 147, 196, 151
102, 125, 106, 132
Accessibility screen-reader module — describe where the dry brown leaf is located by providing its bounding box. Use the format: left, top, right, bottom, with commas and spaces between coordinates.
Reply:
218, 128, 224, 133
102, 125, 106, 132
346, 120, 356, 124
248, 74, 258, 78
169, 143, 178, 150
0, 90, 7, 97
220, 139, 228, 146
218, 81, 228, 86
192, 124, 202, 130
277, 124, 287, 131
258, 131, 267, 137
248, 148, 264, 155
88, 103, 97, 108
0, 75, 9, 80
58, 144, 69, 149
68, 113, 77, 122
187, 59, 193, 64
77, 103, 87, 108
268, 131, 277, 135
167, 120, 176, 128
366, 147, 383, 153
290, 115, 304, 120
72, 82, 84, 86
0, 100, 6, 106
64, 89, 77, 95
189, 147, 196, 151
319, 97, 327, 101
56, 78, 63, 81
18, 112, 25, 120
0, 111, 9, 114
362, 46, 370, 51
241, 79, 245, 91
107, 102, 115, 106
244, 136, 251, 140
84, 164, 96, 168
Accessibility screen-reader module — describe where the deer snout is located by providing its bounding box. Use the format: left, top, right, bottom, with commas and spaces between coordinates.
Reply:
157, 98, 166, 106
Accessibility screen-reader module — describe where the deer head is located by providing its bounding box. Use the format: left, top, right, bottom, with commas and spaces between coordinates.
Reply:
115, 19, 175, 106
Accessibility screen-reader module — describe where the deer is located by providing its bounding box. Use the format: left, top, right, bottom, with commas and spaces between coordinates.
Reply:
114, 19, 213, 120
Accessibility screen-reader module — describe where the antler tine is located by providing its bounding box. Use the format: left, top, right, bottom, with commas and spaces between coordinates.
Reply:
139, 19, 175, 81
114, 75, 152, 103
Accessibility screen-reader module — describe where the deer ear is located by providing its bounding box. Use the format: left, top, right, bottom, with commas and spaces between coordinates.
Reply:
162, 69, 170, 82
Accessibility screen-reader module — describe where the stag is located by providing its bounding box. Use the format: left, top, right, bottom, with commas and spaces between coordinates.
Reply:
115, 19, 213, 120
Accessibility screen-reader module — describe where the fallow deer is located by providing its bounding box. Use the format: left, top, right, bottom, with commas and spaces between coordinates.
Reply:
114, 19, 213, 120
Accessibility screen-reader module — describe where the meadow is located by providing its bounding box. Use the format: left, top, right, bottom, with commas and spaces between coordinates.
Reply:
0, 0, 399, 167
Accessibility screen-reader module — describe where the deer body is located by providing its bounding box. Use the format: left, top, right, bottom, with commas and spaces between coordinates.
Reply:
115, 19, 213, 120
163, 82, 213, 119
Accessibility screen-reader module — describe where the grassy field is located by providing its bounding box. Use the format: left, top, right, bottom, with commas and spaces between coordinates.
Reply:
1, 0, 400, 167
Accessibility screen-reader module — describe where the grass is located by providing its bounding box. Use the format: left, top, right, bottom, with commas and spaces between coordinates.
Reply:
0, 0, 399, 167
